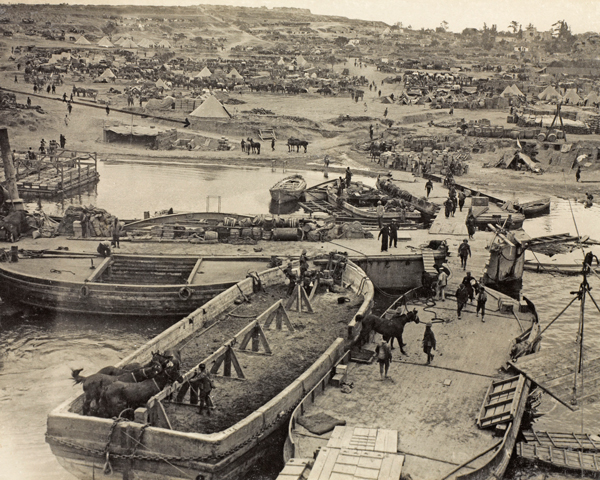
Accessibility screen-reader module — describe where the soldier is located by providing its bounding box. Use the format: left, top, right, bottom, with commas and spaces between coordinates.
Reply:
193, 364, 215, 415
422, 323, 436, 365
375, 338, 392, 380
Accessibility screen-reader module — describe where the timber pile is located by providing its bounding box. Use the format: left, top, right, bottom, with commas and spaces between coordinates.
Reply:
217, 137, 233, 151
58, 205, 117, 237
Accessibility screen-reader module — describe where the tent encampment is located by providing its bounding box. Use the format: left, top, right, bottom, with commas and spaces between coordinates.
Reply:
563, 88, 582, 105
189, 95, 232, 118
196, 67, 212, 78
120, 39, 138, 48
99, 68, 116, 80
157, 39, 172, 49
538, 85, 561, 101
137, 38, 155, 48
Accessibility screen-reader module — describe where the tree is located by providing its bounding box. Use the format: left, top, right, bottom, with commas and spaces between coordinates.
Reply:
552, 20, 573, 41
509, 21, 520, 34
440, 21, 449, 32
334, 36, 348, 47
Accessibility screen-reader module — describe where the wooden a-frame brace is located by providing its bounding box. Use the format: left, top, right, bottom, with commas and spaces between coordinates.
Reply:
286, 283, 314, 314
262, 299, 295, 331
210, 343, 245, 380
238, 321, 272, 354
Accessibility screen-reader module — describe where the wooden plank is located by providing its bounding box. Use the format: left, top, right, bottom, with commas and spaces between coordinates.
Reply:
316, 447, 340, 480
186, 258, 203, 284
85, 256, 112, 282
374, 430, 386, 453
382, 429, 398, 454
327, 426, 345, 449
340, 427, 356, 450
388, 454, 405, 480
307, 447, 330, 480
378, 456, 395, 480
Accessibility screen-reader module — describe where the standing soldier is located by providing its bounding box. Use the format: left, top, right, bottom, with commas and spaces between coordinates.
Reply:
194, 364, 215, 415
378, 224, 389, 252
458, 190, 466, 212
376, 200, 385, 228
345, 167, 353, 188
476, 287, 488, 322
375, 338, 392, 380
422, 323, 436, 365
271, 137, 275, 151
425, 179, 433, 198
388, 220, 398, 248
458, 239, 471, 270
283, 262, 297, 296
437, 267, 448, 301
456, 282, 469, 319
299, 249, 309, 279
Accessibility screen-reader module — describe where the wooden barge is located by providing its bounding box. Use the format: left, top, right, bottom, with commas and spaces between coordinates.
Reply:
46, 258, 374, 480
15, 150, 100, 196
281, 286, 539, 480
0, 254, 269, 316
270, 175, 307, 204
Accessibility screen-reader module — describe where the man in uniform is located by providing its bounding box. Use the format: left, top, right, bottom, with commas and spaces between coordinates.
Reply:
422, 323, 436, 365
458, 239, 471, 270
388, 220, 398, 248
375, 338, 392, 380
194, 363, 215, 415
456, 282, 469, 319
376, 200, 385, 229
378, 224, 389, 252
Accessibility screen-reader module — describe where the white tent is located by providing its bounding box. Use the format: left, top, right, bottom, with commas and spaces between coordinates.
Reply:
97, 36, 114, 48
137, 38, 155, 48
155, 79, 170, 89
538, 85, 561, 101
227, 67, 243, 80
585, 91, 600, 105
196, 67, 212, 78
157, 39, 172, 49
189, 95, 231, 118
563, 88, 582, 105
120, 38, 138, 48
99, 68, 116, 80
510, 84, 524, 96
277, 57, 286, 66
295, 55, 308, 67
75, 36, 91, 45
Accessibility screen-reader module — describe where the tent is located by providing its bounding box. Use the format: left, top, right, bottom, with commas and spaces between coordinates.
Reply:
538, 85, 561, 101
145, 96, 175, 110
563, 88, 582, 105
277, 57, 286, 66
75, 36, 91, 45
511, 84, 524, 96
227, 67, 243, 81
99, 68, 116, 80
157, 39, 172, 48
97, 36, 114, 48
155, 79, 170, 89
585, 91, 600, 105
120, 39, 138, 48
296, 55, 308, 67
137, 38, 155, 48
506, 152, 540, 172
189, 95, 232, 118
196, 67, 212, 78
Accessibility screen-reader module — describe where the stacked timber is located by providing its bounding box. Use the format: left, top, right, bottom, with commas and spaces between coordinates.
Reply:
58, 205, 117, 237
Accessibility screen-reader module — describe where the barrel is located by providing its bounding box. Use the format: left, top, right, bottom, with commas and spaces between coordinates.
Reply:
537, 132, 547, 142
474, 127, 482, 137
204, 231, 218, 241
262, 230, 273, 240
241, 228, 252, 238
506, 115, 514, 124
546, 131, 557, 142
263, 215, 274, 231
251, 227, 262, 239
272, 228, 300, 241
482, 126, 491, 137
508, 130, 520, 139
229, 228, 240, 240
286, 217, 298, 228
556, 130, 565, 139
494, 126, 504, 138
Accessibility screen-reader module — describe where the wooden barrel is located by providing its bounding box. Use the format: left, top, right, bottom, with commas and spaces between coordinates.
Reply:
537, 132, 547, 142
506, 115, 514, 124
241, 227, 252, 238
474, 127, 482, 136
286, 218, 298, 228
229, 228, 240, 239
205, 231, 218, 241
482, 127, 492, 137
262, 230, 273, 240
494, 126, 504, 137
546, 131, 557, 142
263, 215, 274, 231
272, 228, 300, 241
252, 227, 262, 239
556, 130, 565, 139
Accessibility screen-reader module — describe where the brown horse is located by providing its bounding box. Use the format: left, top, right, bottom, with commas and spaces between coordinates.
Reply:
99, 365, 183, 418
357, 309, 420, 355
97, 351, 173, 376
72, 363, 163, 416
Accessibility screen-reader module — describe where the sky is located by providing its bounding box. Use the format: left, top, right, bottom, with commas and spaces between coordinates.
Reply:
3, 0, 600, 34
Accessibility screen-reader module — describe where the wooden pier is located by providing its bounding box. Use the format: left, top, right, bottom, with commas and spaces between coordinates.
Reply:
14, 150, 99, 196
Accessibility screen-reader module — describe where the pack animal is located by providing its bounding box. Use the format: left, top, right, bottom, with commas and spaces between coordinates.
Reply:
357, 309, 420, 355
0, 210, 29, 242
71, 363, 163, 416
97, 351, 173, 376
99, 365, 183, 419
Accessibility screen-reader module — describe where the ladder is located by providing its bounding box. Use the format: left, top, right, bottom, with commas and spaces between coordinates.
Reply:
421, 250, 438, 274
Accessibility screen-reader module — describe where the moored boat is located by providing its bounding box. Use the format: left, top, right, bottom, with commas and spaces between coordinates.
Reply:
514, 197, 551, 217
0, 253, 269, 316
269, 174, 307, 204
281, 285, 539, 480
46, 255, 374, 480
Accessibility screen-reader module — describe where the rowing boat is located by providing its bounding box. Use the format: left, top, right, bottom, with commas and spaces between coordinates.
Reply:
46, 256, 374, 480
269, 174, 307, 204
0, 254, 268, 316
327, 188, 421, 222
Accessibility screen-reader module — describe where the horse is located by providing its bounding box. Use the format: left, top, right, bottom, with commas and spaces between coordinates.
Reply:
250, 140, 261, 154
356, 309, 420, 355
97, 351, 173, 376
287, 137, 299, 152
71, 363, 163, 416
99, 365, 183, 419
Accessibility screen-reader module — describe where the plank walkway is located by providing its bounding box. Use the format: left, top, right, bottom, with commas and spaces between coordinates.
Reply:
428, 198, 470, 236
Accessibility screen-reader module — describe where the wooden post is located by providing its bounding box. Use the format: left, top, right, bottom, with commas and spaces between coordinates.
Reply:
286, 283, 314, 314
0, 128, 24, 210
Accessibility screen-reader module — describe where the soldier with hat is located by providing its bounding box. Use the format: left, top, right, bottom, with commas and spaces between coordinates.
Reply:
422, 322, 436, 365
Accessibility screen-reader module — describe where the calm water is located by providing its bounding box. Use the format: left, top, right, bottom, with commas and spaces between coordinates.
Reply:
1, 165, 599, 480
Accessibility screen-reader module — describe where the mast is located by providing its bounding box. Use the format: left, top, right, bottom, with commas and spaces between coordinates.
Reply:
0, 128, 24, 211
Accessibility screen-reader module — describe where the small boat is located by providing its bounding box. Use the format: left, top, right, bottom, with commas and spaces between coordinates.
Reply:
269, 174, 307, 204
513, 198, 551, 217
376, 176, 439, 217
0, 253, 269, 316
122, 211, 255, 234
327, 187, 421, 223
46, 256, 374, 480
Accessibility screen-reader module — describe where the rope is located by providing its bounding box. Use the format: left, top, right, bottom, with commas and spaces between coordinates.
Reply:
50, 268, 76, 275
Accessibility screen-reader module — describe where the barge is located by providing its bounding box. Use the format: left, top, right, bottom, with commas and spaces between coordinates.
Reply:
46, 256, 374, 480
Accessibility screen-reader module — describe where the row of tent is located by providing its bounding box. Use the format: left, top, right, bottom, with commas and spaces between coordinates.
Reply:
537, 85, 600, 105
145, 94, 232, 119
96, 66, 244, 82
74, 35, 172, 49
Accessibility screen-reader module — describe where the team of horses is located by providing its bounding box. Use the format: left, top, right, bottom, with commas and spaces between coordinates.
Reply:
241, 137, 261, 154
287, 137, 309, 153
71, 349, 183, 418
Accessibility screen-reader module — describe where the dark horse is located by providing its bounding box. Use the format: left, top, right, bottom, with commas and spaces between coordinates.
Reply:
72, 362, 163, 416
97, 350, 174, 376
246, 137, 261, 154
287, 137, 308, 153
99, 365, 183, 418
357, 309, 420, 355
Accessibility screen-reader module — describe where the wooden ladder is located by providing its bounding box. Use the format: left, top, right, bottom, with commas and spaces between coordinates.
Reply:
421, 250, 438, 274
